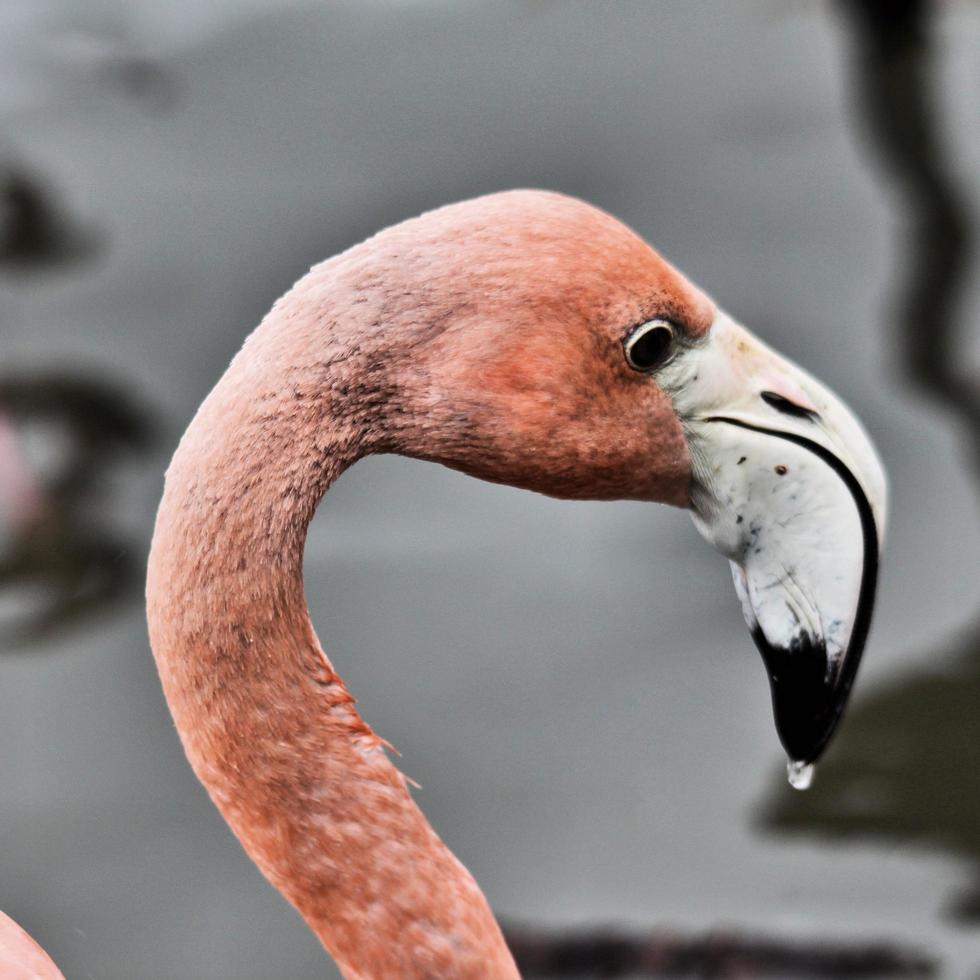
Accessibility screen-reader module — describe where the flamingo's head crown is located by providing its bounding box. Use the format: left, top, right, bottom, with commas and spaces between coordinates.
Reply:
349, 190, 712, 505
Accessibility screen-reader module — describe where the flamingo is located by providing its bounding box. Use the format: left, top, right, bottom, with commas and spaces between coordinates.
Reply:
7, 191, 887, 978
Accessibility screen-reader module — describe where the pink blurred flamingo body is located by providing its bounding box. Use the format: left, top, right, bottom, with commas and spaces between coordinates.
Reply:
0, 912, 63, 980
0, 411, 42, 542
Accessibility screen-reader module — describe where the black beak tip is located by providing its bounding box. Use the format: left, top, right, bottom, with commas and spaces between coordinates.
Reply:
754, 628, 855, 765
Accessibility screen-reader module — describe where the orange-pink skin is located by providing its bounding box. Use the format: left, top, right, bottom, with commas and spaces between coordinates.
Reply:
146, 190, 715, 979
0, 913, 64, 980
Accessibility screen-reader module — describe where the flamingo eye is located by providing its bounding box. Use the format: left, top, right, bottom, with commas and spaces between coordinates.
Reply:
624, 320, 675, 372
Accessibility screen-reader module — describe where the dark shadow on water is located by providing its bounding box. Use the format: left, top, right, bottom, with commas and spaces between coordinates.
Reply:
760, 613, 980, 924
98, 56, 181, 115
504, 921, 935, 978
0, 374, 154, 650
0, 165, 103, 273
836, 0, 980, 472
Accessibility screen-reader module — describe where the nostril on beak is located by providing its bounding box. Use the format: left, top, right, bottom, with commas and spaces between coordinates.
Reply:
761, 390, 819, 421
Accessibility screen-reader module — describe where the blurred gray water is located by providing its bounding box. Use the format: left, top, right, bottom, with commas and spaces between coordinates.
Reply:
1, 1, 979, 977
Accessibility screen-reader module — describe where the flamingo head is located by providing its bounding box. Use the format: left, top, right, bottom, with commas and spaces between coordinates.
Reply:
350, 190, 887, 768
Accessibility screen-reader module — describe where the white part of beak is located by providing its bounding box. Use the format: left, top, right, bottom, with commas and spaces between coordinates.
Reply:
659, 311, 887, 763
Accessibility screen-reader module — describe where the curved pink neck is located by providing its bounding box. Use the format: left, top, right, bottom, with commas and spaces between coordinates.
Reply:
145, 269, 517, 979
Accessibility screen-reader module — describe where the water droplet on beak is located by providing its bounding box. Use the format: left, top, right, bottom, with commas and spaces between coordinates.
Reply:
786, 759, 815, 791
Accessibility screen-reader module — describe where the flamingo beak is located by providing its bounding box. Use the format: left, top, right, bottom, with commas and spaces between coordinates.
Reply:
662, 311, 887, 768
